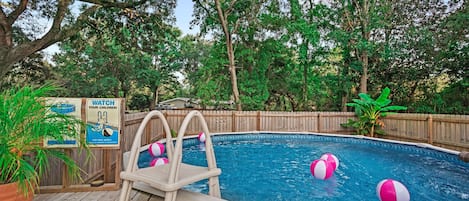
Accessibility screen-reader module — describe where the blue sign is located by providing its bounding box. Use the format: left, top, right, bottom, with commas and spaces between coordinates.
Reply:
86, 99, 121, 147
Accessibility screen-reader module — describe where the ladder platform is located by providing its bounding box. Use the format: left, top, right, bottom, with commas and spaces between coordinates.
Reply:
121, 163, 221, 192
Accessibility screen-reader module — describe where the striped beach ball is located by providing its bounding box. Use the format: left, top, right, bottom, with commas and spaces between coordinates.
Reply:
148, 142, 165, 157
150, 157, 169, 167
376, 179, 410, 201
320, 153, 340, 171
310, 159, 334, 180
198, 132, 206, 143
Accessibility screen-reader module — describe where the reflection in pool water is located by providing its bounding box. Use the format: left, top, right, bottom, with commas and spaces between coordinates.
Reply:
138, 134, 469, 201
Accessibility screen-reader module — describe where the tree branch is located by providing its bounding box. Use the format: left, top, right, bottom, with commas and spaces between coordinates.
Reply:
194, 0, 218, 23
79, 0, 147, 9
7, 0, 28, 25
8, 0, 72, 62
215, 0, 228, 37
0, 8, 8, 30
51, 0, 70, 31
232, 18, 240, 36
225, 0, 237, 16
59, 5, 100, 42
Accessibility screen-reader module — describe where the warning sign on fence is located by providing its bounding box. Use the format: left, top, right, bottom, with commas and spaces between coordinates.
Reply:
44, 98, 82, 148
86, 98, 121, 147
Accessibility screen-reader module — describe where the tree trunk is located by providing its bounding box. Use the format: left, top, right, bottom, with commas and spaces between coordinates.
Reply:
151, 86, 159, 110
360, 51, 368, 94
114, 86, 119, 98
227, 38, 242, 111
341, 95, 348, 112
358, 0, 370, 94
303, 59, 308, 111
215, 0, 242, 111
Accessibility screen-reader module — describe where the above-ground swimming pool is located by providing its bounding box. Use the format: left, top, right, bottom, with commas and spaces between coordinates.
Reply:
137, 133, 469, 201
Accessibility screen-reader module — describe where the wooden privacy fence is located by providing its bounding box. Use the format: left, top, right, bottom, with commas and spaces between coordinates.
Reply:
39, 110, 469, 192
124, 110, 469, 151
122, 111, 357, 151
381, 113, 469, 151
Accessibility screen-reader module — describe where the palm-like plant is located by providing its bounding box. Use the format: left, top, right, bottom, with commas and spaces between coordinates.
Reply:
0, 85, 89, 198
343, 87, 407, 137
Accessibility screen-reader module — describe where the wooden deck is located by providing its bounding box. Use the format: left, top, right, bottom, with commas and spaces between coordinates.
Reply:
34, 190, 164, 201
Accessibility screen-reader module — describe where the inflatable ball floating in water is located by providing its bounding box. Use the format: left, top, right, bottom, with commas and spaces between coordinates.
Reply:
320, 153, 339, 171
151, 157, 169, 167
376, 179, 410, 201
148, 142, 165, 157
198, 132, 206, 143
310, 159, 334, 180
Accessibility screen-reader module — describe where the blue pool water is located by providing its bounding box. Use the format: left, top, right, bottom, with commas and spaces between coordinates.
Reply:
138, 134, 469, 201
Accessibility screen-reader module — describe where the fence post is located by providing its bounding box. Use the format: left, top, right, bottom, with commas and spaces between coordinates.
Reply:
163, 111, 168, 137
317, 113, 322, 133
103, 150, 112, 183
62, 149, 71, 189
232, 111, 236, 132
145, 121, 152, 144
428, 115, 433, 144
257, 111, 261, 131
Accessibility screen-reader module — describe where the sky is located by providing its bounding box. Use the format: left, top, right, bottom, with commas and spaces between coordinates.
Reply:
175, 1, 198, 36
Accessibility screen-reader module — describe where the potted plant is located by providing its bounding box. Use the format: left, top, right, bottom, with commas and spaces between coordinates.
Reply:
341, 87, 407, 137
0, 85, 89, 201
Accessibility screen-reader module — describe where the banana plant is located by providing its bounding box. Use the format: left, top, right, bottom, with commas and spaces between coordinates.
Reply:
343, 87, 407, 137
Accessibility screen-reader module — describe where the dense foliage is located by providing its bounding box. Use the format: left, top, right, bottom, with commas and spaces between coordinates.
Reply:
2, 0, 468, 114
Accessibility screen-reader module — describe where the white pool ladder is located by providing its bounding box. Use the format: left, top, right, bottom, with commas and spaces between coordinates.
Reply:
119, 110, 222, 201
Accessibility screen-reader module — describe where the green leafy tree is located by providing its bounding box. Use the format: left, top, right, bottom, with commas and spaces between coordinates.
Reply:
134, 23, 181, 109
0, 0, 172, 78
194, 0, 259, 110
128, 93, 151, 111
53, 5, 179, 106
194, 42, 233, 108
178, 35, 211, 98
0, 52, 51, 90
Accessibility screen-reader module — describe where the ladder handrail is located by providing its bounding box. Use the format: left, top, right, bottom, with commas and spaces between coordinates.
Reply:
124, 110, 174, 173
167, 110, 218, 184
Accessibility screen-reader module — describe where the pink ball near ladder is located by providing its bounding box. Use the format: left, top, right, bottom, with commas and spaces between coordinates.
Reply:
148, 142, 165, 157
198, 132, 206, 143
150, 157, 169, 167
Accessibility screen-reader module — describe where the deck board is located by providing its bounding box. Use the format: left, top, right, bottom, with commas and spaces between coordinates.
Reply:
32, 192, 57, 201
34, 190, 164, 201
33, 186, 227, 201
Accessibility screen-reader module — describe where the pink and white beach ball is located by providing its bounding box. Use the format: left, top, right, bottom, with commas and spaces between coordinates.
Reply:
148, 142, 165, 157
320, 153, 340, 171
150, 157, 169, 167
310, 159, 334, 180
198, 132, 206, 143
376, 179, 410, 201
